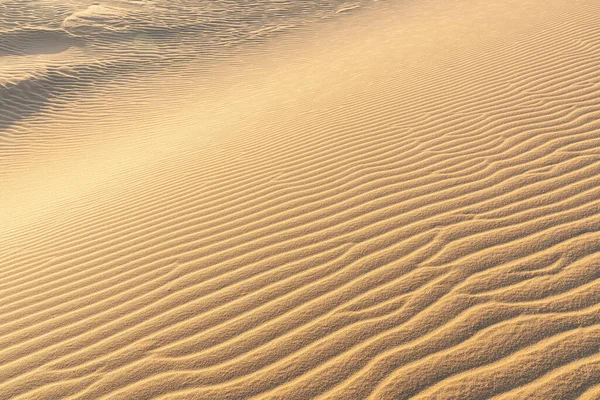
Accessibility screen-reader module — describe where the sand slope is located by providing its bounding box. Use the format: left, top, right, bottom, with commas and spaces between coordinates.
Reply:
1, 0, 600, 398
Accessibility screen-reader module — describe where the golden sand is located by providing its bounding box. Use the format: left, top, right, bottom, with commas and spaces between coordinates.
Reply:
1, 0, 600, 398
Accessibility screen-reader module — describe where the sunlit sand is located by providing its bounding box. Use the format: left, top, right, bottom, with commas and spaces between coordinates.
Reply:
1, 0, 600, 398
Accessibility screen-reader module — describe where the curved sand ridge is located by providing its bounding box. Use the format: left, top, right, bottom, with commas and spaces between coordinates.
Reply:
2, 0, 600, 398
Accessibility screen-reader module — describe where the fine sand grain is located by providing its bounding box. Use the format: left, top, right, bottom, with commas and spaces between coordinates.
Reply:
1, 0, 600, 398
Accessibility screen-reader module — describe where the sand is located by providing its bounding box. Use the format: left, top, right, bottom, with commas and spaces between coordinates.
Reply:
1, 0, 600, 398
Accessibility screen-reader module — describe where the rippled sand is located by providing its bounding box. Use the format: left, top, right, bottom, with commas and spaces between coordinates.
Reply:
2, 0, 600, 398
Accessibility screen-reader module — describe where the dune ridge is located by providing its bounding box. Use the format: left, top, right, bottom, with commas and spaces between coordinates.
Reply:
2, 0, 600, 398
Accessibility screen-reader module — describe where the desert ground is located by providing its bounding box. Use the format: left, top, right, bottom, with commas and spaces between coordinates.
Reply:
1, 0, 600, 398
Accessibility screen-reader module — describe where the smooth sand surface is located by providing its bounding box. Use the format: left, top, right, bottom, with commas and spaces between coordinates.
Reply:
2, 0, 600, 398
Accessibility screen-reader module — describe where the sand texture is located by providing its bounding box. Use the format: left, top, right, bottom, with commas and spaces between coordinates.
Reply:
2, 0, 600, 398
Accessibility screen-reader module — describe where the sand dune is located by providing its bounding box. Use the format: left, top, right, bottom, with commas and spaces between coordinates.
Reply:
1, 0, 600, 398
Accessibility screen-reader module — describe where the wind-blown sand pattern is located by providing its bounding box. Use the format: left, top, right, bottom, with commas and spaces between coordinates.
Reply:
2, 0, 600, 398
